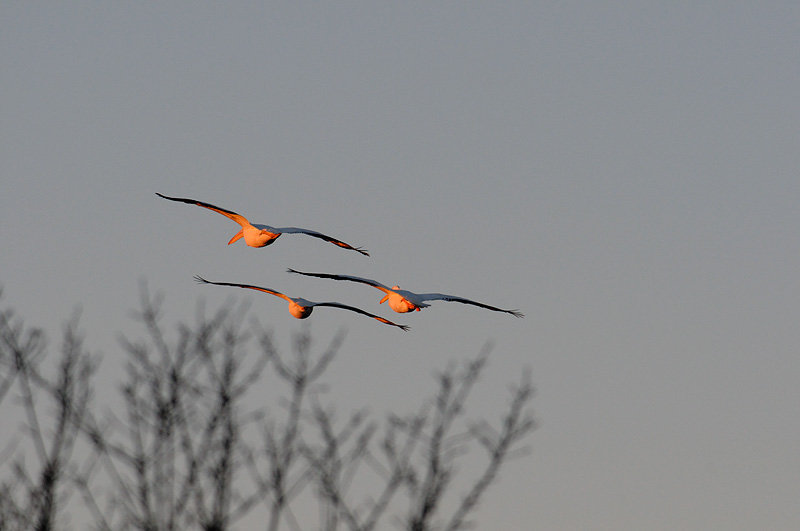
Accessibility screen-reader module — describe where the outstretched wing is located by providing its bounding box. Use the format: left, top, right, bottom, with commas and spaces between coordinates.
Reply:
416, 293, 524, 318
268, 227, 369, 256
193, 275, 291, 302
287, 269, 392, 293
157, 193, 249, 227
312, 302, 410, 331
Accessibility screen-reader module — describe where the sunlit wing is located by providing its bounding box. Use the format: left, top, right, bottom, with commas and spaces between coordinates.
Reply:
416, 293, 524, 318
193, 276, 291, 303
157, 193, 250, 227
268, 227, 369, 256
312, 302, 410, 331
287, 269, 393, 294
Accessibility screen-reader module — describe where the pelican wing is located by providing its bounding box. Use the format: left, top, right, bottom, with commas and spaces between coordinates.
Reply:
193, 276, 291, 303
157, 193, 249, 227
416, 293, 524, 318
287, 269, 393, 294
267, 226, 368, 256
312, 302, 410, 331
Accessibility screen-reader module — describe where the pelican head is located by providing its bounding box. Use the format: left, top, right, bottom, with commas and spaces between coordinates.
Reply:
379, 292, 420, 313
288, 301, 313, 319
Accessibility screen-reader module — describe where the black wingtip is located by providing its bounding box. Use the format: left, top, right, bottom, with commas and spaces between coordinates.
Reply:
193, 275, 209, 284
156, 192, 186, 203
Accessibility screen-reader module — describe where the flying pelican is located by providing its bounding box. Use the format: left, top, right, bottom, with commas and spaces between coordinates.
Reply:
157, 193, 369, 256
194, 276, 409, 331
287, 269, 524, 318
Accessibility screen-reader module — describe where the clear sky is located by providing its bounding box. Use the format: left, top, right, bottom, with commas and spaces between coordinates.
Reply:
2, 2, 799, 529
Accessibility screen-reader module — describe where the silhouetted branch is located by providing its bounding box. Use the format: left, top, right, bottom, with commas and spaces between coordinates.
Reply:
248, 328, 346, 531
299, 342, 535, 531
1, 286, 535, 531
0, 303, 97, 531
76, 284, 271, 531
443, 368, 535, 531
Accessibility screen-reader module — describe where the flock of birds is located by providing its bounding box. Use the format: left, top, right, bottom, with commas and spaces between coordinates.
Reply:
157, 193, 524, 331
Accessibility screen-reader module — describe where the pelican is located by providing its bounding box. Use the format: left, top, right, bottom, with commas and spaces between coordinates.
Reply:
157, 193, 369, 256
194, 276, 409, 331
287, 269, 524, 318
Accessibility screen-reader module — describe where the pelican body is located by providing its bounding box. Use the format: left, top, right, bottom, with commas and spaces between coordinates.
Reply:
194, 276, 409, 330
287, 269, 524, 318
157, 193, 368, 255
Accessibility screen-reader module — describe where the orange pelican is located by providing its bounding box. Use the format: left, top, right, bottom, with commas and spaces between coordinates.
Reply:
157, 193, 369, 256
287, 269, 524, 318
194, 276, 409, 330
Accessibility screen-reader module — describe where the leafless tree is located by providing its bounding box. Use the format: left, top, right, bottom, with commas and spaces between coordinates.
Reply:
76, 285, 272, 531
0, 296, 98, 531
302, 344, 534, 531
0, 286, 535, 531
241, 326, 344, 531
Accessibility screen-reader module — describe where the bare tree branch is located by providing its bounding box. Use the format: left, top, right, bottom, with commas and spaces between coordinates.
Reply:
0, 305, 98, 531
1, 286, 535, 531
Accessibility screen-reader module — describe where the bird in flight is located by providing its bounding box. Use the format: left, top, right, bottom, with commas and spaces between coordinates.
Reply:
287, 269, 524, 318
157, 193, 369, 256
194, 276, 409, 331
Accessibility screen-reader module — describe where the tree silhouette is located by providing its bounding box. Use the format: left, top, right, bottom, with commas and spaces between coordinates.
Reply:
0, 294, 97, 531
0, 286, 534, 530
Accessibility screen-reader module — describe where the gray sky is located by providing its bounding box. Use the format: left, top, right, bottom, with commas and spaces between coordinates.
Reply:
2, 2, 799, 529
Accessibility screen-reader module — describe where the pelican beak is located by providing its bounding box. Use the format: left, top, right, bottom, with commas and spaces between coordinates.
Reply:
228, 229, 244, 245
